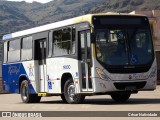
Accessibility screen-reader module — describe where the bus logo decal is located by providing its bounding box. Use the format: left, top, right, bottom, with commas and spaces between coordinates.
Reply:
28, 64, 34, 76
8, 65, 20, 75
76, 72, 79, 77
129, 75, 132, 80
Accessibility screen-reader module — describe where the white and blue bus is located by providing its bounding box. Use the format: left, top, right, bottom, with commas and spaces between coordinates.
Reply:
2, 13, 157, 104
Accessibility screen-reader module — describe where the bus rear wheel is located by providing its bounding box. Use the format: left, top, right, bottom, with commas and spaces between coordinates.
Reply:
110, 92, 131, 103
64, 78, 85, 104
20, 80, 41, 103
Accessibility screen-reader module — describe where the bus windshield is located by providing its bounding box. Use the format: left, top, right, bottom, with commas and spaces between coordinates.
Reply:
93, 16, 153, 67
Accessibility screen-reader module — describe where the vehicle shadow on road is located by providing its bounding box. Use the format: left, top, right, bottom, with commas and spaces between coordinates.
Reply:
83, 98, 160, 105
40, 98, 160, 105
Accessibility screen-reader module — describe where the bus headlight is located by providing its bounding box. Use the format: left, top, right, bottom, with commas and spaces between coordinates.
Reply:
149, 66, 157, 78
96, 67, 109, 80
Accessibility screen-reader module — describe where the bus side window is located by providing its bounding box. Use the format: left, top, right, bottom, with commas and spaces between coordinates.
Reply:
62, 28, 72, 55
8, 39, 21, 63
53, 29, 63, 56
71, 27, 76, 54
21, 36, 32, 61
53, 27, 72, 56
3, 42, 8, 63
48, 31, 53, 57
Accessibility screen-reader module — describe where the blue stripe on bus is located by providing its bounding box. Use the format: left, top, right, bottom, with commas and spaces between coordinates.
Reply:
2, 63, 36, 94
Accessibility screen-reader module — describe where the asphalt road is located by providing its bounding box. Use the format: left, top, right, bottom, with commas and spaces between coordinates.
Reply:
0, 86, 160, 120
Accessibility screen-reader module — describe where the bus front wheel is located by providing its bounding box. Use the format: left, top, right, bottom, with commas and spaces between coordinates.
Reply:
20, 80, 41, 103
60, 94, 67, 103
110, 92, 131, 103
64, 78, 85, 104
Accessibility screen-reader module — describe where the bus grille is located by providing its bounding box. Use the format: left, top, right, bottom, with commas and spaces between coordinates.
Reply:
114, 81, 146, 90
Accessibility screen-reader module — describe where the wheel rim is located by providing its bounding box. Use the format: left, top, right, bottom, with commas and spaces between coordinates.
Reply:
22, 84, 28, 101
67, 83, 77, 101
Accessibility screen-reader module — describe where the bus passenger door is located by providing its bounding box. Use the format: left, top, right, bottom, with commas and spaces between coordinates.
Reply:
34, 39, 47, 92
79, 31, 93, 92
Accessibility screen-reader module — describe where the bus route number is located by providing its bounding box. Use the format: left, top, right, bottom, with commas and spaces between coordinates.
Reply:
63, 65, 71, 69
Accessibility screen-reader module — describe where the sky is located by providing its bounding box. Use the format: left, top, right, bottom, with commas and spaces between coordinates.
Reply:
7, 0, 53, 3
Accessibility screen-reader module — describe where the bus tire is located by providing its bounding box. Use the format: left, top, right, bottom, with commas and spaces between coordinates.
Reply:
60, 94, 67, 103
110, 92, 131, 103
20, 80, 41, 103
33, 95, 41, 103
64, 78, 85, 104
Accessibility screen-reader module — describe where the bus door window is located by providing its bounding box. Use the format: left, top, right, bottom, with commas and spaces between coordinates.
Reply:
34, 39, 47, 92
79, 31, 93, 90
34, 39, 46, 65
80, 33, 86, 89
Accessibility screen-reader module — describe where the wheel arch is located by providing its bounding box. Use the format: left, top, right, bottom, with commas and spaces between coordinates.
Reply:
19, 75, 28, 93
61, 73, 73, 93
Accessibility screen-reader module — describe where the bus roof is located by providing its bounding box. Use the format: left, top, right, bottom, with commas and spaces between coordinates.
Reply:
2, 13, 146, 40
